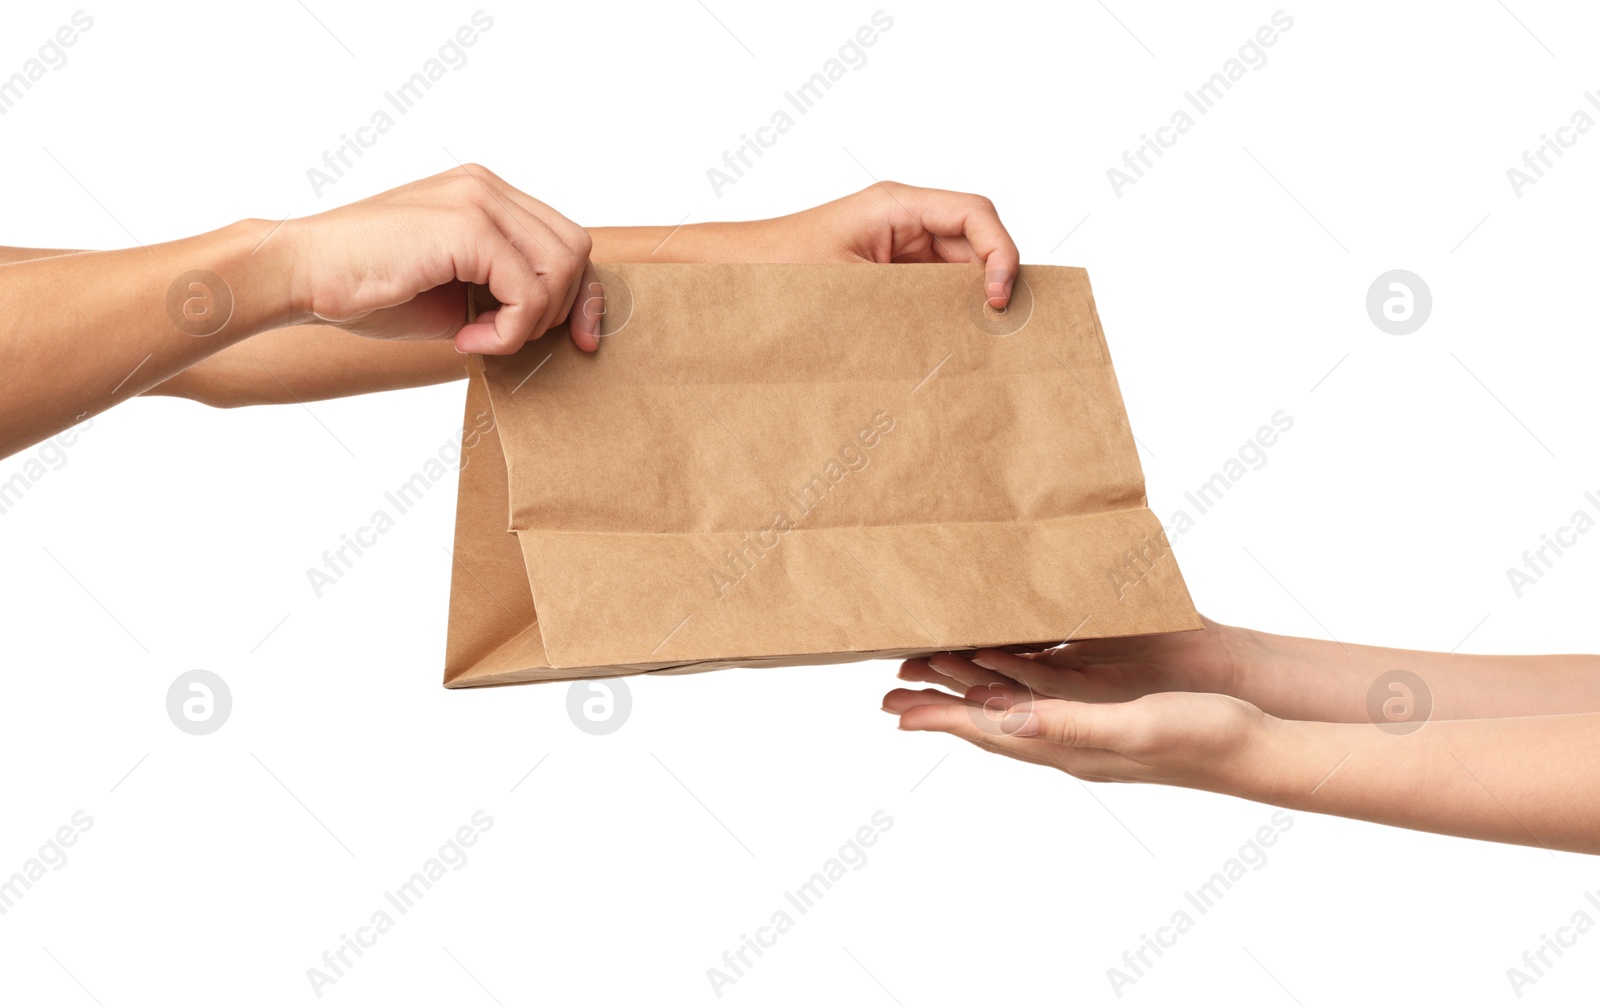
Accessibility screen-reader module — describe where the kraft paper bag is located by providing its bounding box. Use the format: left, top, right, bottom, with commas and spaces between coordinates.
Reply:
443, 263, 1199, 688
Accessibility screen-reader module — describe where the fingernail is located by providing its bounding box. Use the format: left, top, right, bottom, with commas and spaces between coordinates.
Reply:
970, 655, 998, 671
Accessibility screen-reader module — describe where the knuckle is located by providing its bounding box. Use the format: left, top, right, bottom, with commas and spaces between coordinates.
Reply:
481, 330, 523, 355
522, 281, 552, 315
451, 171, 489, 200
462, 204, 496, 232
557, 247, 584, 281
866, 181, 902, 202
1063, 723, 1089, 748
1042, 714, 1077, 747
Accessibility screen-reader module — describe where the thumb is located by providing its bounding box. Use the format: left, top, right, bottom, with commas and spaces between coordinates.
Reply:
1005, 698, 1135, 751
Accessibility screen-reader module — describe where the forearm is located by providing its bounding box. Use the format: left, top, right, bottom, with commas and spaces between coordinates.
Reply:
0, 241, 466, 410
11, 221, 778, 414
145, 324, 467, 407
150, 221, 784, 408
589, 220, 775, 263
1226, 624, 1600, 721
0, 221, 302, 454
0, 246, 80, 264
1241, 713, 1600, 854
6, 195, 933, 415
152, 222, 776, 408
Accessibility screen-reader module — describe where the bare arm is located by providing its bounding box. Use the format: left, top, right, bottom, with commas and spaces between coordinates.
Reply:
3, 182, 1020, 413
897, 618, 1600, 726
145, 325, 469, 408
0, 246, 79, 264
1230, 626, 1600, 721
0, 246, 464, 407
1252, 711, 1600, 853
138, 220, 774, 408
0, 166, 608, 455
887, 668, 1600, 854
0, 225, 300, 455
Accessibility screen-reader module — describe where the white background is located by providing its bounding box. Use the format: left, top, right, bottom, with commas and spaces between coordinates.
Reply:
2, 1, 1598, 1003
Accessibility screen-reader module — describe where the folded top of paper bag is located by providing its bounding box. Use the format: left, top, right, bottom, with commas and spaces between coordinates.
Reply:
443, 263, 1198, 688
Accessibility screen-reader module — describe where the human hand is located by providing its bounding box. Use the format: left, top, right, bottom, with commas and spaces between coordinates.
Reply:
882, 669, 1274, 791
285, 165, 602, 354
752, 182, 1021, 307
895, 616, 1245, 707
886, 659, 1600, 854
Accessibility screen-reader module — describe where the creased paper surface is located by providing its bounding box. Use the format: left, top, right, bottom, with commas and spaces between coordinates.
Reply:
443, 263, 1198, 687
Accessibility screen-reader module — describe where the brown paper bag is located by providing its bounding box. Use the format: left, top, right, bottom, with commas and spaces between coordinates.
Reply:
443, 263, 1199, 688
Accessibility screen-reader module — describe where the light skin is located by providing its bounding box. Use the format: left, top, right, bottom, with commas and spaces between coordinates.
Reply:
15, 166, 1591, 854
885, 619, 1600, 854
0, 170, 1018, 445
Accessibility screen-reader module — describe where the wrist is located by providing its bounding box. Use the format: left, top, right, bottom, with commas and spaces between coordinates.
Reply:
1229, 715, 1349, 807
216, 217, 311, 332
245, 217, 311, 326
1212, 620, 1295, 712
